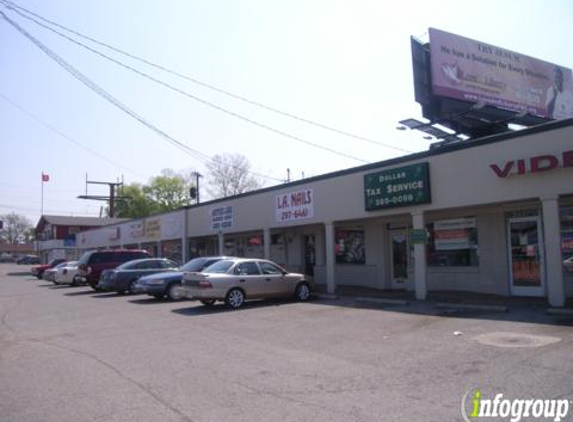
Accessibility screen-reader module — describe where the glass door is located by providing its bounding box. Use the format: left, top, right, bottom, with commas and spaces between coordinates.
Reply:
390, 230, 408, 288
507, 217, 545, 297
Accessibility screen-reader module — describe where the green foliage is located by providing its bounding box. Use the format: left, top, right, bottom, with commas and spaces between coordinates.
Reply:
111, 170, 194, 218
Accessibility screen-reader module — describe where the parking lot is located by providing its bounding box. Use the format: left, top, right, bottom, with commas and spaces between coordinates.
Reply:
1, 263, 573, 422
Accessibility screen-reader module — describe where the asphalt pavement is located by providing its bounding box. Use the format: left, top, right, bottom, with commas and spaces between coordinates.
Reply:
1, 263, 572, 422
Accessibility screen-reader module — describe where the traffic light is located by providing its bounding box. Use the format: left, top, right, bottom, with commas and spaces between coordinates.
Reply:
189, 187, 197, 199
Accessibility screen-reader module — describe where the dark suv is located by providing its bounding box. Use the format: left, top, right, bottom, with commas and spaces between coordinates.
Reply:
76, 249, 152, 290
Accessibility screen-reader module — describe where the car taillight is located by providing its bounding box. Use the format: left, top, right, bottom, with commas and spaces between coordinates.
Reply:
198, 280, 213, 288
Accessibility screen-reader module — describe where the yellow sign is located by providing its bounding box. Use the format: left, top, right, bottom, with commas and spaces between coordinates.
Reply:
145, 218, 161, 239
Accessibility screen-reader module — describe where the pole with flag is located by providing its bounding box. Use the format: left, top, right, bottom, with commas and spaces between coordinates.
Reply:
41, 172, 49, 215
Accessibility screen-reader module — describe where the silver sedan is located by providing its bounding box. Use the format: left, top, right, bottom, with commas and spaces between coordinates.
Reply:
182, 258, 312, 309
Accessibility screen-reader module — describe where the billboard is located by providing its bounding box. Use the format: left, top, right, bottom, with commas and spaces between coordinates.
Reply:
429, 28, 573, 119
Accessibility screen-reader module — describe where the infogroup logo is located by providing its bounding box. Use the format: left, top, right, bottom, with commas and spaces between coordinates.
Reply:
461, 389, 571, 422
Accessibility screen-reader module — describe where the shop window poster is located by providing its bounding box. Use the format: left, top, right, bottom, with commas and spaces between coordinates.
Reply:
335, 230, 365, 264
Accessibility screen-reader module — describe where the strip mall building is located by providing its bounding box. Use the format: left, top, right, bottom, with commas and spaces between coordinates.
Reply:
75, 119, 573, 307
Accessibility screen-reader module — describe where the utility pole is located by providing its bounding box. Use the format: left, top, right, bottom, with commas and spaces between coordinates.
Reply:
190, 172, 202, 204
77, 175, 126, 217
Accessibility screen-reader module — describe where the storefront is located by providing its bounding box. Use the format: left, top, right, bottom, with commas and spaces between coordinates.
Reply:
76, 119, 573, 307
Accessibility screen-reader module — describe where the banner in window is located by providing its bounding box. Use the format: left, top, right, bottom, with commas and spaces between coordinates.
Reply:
434, 218, 476, 251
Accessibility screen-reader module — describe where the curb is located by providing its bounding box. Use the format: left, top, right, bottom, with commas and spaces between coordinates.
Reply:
314, 293, 338, 300
355, 297, 410, 307
546, 308, 573, 316
435, 303, 508, 313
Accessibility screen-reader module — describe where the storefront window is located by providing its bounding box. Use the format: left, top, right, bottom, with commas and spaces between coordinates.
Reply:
561, 205, 573, 272
427, 217, 479, 267
161, 241, 182, 263
335, 229, 365, 264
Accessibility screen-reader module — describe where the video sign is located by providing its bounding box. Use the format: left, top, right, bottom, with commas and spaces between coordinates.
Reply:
429, 28, 573, 119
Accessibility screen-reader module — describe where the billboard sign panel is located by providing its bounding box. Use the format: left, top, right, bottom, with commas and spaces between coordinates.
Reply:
429, 28, 573, 119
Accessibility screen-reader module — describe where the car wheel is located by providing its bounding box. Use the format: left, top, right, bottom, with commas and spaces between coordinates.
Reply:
127, 280, 137, 295
70, 277, 77, 287
36, 272, 43, 280
295, 282, 311, 302
167, 283, 182, 301
200, 299, 216, 307
225, 288, 245, 309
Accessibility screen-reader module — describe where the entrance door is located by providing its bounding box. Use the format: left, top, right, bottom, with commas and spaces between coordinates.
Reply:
303, 235, 316, 277
390, 230, 408, 288
507, 217, 545, 297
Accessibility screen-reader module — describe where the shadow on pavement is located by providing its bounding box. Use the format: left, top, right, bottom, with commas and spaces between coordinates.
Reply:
171, 298, 291, 316
64, 289, 103, 297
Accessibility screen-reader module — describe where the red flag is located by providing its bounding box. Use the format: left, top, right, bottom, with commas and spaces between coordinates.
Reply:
42, 173, 50, 182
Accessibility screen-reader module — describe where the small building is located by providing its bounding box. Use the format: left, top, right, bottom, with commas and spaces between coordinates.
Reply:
0, 243, 35, 261
35, 215, 128, 262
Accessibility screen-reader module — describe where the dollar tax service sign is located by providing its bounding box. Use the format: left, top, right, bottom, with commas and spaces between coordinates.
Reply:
364, 162, 431, 211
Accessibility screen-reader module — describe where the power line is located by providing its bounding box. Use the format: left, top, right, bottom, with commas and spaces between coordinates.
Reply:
0, 0, 413, 154
0, 202, 100, 216
0, 92, 145, 178
0, 10, 285, 185
0, 5, 371, 164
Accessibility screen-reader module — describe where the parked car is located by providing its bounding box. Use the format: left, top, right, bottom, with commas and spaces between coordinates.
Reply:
0, 253, 16, 263
134, 256, 237, 301
76, 249, 152, 290
182, 258, 312, 309
17, 255, 40, 265
31, 258, 66, 279
564, 255, 573, 272
43, 261, 71, 282
97, 258, 179, 294
54, 261, 80, 285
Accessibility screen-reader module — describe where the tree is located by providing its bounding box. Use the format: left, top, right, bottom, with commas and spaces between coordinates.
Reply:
111, 183, 159, 219
206, 153, 263, 199
144, 169, 193, 212
110, 169, 196, 218
0, 212, 34, 244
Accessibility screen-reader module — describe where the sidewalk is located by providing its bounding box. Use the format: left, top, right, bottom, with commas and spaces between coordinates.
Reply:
313, 284, 573, 312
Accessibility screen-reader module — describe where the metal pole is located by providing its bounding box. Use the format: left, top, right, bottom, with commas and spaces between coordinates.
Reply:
109, 183, 115, 217
196, 172, 200, 204
41, 171, 44, 216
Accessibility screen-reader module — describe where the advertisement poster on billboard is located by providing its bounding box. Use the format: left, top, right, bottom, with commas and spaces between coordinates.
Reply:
429, 28, 573, 119
276, 189, 314, 223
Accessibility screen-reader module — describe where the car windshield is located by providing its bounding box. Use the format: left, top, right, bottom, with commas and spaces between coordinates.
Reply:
180, 258, 220, 272
54, 262, 68, 269
117, 260, 141, 270
76, 252, 92, 265
66, 261, 78, 267
203, 260, 234, 274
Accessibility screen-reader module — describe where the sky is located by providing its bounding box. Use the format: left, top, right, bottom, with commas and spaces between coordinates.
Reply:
1, 0, 572, 226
